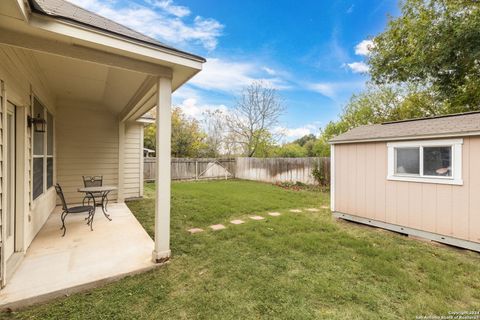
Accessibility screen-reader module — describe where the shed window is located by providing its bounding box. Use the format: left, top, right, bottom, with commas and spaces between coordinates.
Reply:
387, 139, 462, 185
32, 97, 54, 201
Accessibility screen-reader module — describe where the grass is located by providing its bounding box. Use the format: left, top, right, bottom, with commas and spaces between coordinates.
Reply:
5, 179, 480, 319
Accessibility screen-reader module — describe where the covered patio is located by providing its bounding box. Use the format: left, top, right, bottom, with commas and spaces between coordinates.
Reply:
0, 0, 204, 308
0, 203, 154, 309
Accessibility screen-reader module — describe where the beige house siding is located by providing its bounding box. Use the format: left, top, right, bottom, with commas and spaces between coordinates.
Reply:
334, 138, 480, 244
0, 45, 57, 250
56, 101, 119, 204
124, 122, 143, 199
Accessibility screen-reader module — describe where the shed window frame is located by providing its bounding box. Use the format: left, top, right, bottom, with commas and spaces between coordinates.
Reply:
387, 139, 463, 185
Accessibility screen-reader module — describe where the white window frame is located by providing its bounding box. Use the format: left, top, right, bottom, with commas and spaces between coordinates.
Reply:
387, 138, 463, 185
31, 96, 55, 203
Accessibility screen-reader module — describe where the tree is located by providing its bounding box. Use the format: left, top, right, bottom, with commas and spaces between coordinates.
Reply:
226, 81, 285, 157
369, 0, 480, 111
144, 107, 208, 158
201, 109, 226, 157
293, 134, 316, 147
273, 143, 307, 158
171, 107, 207, 158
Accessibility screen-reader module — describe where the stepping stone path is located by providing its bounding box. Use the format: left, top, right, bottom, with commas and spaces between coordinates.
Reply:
230, 219, 245, 225
306, 208, 319, 212
289, 209, 302, 213
268, 212, 281, 216
188, 228, 204, 234
249, 215, 265, 220
210, 224, 226, 231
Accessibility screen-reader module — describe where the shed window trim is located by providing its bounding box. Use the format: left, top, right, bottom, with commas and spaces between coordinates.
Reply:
387, 139, 463, 185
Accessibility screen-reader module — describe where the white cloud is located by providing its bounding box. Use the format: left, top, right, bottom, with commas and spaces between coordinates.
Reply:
68, 0, 223, 50
306, 83, 337, 99
262, 67, 276, 75
273, 124, 319, 141
306, 81, 365, 100
176, 97, 227, 119
189, 58, 288, 92
147, 0, 190, 17
346, 61, 369, 73
354, 40, 374, 56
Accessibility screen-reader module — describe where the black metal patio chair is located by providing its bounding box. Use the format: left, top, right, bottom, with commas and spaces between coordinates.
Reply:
55, 184, 95, 236
82, 175, 103, 206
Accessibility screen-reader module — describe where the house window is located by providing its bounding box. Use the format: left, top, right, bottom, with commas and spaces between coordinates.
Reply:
32, 97, 54, 200
387, 139, 462, 185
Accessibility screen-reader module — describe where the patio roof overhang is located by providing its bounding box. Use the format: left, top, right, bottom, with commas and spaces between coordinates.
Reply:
0, 3, 204, 121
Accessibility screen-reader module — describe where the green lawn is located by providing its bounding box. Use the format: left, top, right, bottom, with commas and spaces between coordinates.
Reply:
5, 180, 480, 319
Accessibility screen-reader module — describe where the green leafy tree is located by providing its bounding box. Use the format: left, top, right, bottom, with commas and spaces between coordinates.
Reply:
273, 143, 307, 158
369, 0, 480, 111
144, 107, 208, 158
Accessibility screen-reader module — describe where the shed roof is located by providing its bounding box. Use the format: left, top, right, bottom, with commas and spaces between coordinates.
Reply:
330, 111, 480, 144
29, 0, 206, 62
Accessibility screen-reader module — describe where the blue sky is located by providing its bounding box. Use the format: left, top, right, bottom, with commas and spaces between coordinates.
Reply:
71, 0, 399, 141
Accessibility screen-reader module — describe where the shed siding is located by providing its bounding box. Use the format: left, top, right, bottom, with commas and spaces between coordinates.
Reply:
334, 138, 480, 243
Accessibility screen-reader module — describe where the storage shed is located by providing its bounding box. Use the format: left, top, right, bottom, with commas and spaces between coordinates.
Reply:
330, 111, 480, 252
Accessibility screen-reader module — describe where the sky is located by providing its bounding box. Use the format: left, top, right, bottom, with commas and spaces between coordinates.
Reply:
70, 0, 400, 141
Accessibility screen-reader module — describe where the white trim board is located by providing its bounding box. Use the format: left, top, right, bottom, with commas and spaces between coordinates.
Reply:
386, 138, 463, 185
330, 145, 335, 212
333, 212, 480, 252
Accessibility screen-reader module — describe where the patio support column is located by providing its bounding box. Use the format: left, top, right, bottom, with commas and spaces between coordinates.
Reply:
152, 77, 172, 263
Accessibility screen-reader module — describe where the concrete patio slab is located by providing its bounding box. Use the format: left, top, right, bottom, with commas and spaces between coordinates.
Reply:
249, 216, 265, 220
188, 228, 204, 234
210, 224, 226, 231
230, 220, 245, 225
289, 209, 302, 213
0, 203, 156, 310
268, 212, 281, 216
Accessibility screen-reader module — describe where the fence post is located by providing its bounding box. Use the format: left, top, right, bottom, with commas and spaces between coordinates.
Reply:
195, 160, 198, 180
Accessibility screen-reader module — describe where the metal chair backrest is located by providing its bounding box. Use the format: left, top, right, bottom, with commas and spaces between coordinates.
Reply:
83, 176, 103, 188
55, 183, 68, 211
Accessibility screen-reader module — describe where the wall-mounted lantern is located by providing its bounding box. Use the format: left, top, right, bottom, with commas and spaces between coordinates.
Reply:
28, 113, 46, 133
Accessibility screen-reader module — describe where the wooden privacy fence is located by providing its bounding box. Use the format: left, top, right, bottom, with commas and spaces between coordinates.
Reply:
235, 157, 330, 185
144, 158, 235, 181
144, 157, 330, 185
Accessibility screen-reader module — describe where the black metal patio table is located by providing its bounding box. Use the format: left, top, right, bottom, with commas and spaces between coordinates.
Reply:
77, 186, 117, 221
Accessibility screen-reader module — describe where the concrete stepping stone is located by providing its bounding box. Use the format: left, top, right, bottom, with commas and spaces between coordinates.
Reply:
249, 215, 265, 220
306, 208, 319, 212
230, 219, 245, 225
188, 228, 204, 234
321, 205, 330, 209
268, 212, 281, 217
289, 209, 302, 213
210, 224, 226, 231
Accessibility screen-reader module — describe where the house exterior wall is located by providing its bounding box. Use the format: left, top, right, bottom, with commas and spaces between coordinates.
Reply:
56, 101, 119, 204
333, 138, 480, 244
0, 45, 57, 257
56, 101, 144, 204
124, 122, 143, 199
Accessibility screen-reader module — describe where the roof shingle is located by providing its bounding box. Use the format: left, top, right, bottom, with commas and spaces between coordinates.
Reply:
29, 0, 206, 62
330, 112, 480, 144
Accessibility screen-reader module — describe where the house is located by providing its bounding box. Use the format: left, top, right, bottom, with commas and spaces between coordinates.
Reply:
330, 112, 480, 252
0, 0, 204, 305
